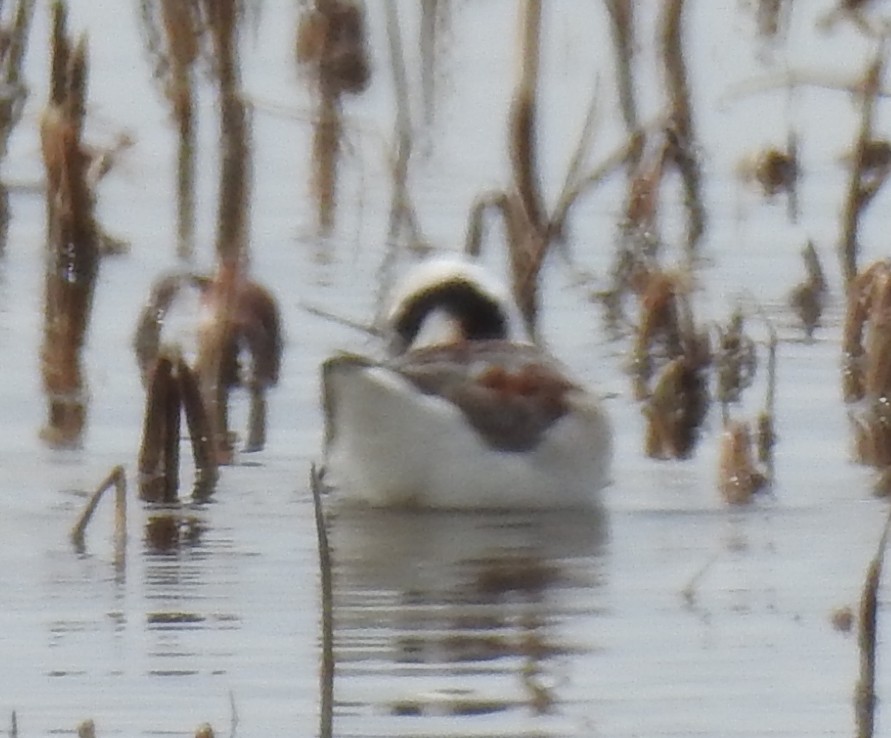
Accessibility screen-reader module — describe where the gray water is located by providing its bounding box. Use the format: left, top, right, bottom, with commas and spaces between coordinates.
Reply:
2, 1, 890, 736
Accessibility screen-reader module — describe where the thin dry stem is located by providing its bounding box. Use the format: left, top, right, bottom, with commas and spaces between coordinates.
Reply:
384, 0, 425, 250
70, 464, 127, 550
855, 506, 891, 738
604, 0, 638, 132
311, 464, 334, 738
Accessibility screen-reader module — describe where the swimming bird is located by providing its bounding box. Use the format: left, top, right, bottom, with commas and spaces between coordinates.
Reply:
321, 257, 612, 509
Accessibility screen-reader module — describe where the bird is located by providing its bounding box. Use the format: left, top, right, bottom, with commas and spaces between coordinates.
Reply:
320, 257, 612, 509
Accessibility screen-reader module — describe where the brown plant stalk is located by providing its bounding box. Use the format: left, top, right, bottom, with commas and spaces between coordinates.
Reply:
39, 1, 98, 448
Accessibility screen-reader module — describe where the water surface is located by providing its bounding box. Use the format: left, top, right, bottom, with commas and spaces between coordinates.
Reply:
2, 2, 890, 736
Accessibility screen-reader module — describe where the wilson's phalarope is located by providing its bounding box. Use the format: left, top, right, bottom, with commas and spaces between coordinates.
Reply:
321, 258, 612, 509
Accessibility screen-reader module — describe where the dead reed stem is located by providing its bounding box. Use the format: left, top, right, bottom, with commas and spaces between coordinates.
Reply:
512, 0, 545, 234
207, 0, 250, 265
855, 507, 891, 738
138, 355, 180, 502
603, 0, 638, 135
503, 0, 549, 338
39, 1, 99, 448
139, 353, 219, 502
841, 50, 884, 290
178, 356, 219, 498
162, 0, 198, 260
384, 0, 425, 250
311, 464, 334, 738
660, 0, 705, 255
70, 464, 127, 551
467, 3, 637, 339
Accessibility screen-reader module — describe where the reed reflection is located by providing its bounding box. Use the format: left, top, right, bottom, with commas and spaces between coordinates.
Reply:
141, 505, 239, 677
325, 505, 608, 734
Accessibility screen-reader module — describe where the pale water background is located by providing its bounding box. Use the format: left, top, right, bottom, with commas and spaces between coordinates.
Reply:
2, 1, 891, 736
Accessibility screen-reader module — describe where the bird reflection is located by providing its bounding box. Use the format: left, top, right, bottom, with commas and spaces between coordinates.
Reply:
325, 504, 608, 732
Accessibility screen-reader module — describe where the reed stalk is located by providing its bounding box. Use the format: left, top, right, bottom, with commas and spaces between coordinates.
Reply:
161, 0, 198, 260
39, 2, 98, 448
311, 464, 334, 738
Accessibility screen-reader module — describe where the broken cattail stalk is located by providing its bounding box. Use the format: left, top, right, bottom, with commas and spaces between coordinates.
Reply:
178, 354, 218, 498
139, 352, 219, 502
311, 464, 334, 738
631, 270, 686, 400
138, 355, 179, 502
70, 464, 127, 551
39, 2, 99, 448
644, 354, 709, 459
841, 51, 885, 289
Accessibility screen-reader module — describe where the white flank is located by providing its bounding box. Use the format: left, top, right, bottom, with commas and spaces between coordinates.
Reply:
323, 361, 612, 509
